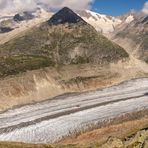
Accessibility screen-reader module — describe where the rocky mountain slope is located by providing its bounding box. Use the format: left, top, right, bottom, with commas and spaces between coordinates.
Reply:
111, 12, 148, 63
48, 7, 87, 25
0, 7, 128, 78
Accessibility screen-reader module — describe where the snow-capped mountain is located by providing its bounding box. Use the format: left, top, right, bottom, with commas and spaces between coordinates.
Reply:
77, 10, 122, 34
0, 6, 138, 46
0, 7, 53, 44
0, 7, 53, 33
0, 7, 136, 35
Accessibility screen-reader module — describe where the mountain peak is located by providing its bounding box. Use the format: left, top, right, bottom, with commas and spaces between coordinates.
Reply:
48, 7, 87, 25
13, 12, 34, 22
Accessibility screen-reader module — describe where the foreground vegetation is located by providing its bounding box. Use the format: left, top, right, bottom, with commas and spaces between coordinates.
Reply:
0, 55, 54, 78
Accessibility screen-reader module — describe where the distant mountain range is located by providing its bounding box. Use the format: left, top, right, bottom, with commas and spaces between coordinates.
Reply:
0, 7, 138, 34
0, 7, 146, 35
0, 7, 52, 33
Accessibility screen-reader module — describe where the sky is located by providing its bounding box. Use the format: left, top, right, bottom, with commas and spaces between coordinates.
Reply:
0, 0, 148, 16
91, 0, 148, 16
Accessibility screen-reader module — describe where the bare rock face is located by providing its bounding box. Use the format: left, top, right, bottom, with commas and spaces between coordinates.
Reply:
0, 19, 15, 33
48, 7, 87, 25
13, 12, 35, 22
111, 12, 148, 63
0, 27, 13, 33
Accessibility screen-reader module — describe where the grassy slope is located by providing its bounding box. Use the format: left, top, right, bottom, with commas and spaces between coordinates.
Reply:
0, 22, 128, 78
0, 55, 54, 78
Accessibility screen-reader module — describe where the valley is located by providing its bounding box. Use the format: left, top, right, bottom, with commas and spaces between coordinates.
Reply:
0, 78, 147, 144
0, 4, 147, 147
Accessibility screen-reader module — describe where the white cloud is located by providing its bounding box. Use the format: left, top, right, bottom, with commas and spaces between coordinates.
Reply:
0, 0, 95, 14
142, 1, 148, 14
37, 0, 95, 10
0, 0, 37, 14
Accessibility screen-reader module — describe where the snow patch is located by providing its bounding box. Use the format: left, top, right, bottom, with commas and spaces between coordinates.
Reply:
125, 15, 134, 23
79, 10, 122, 34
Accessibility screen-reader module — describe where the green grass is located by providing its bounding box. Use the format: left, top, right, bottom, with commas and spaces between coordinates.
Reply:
0, 55, 55, 78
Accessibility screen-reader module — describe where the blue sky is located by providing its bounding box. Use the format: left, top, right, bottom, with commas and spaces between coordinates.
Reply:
91, 0, 147, 16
